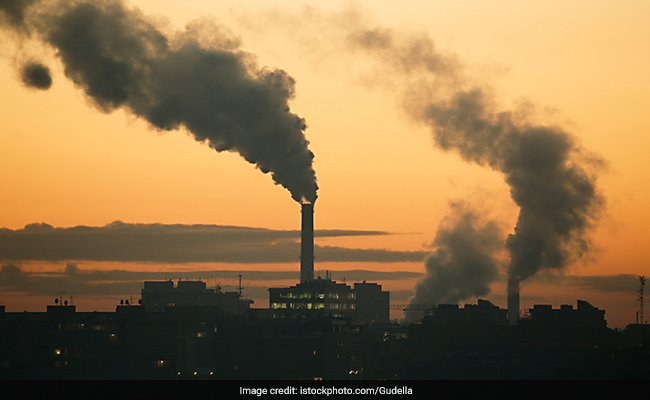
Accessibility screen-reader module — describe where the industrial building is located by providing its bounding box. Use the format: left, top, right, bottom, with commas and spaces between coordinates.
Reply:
268, 202, 390, 323
269, 278, 390, 323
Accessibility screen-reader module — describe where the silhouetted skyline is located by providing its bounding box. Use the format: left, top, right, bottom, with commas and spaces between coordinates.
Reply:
1, 1, 649, 333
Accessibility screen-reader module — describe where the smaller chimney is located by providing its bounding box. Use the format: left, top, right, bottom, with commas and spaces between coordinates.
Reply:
507, 278, 520, 325
300, 202, 314, 283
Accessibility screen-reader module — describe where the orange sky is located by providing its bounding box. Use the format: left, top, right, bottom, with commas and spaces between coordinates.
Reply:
1, 1, 649, 328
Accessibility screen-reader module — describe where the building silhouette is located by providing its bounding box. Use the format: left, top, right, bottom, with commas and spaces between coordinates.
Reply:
268, 277, 390, 324
141, 280, 252, 315
2, 282, 650, 380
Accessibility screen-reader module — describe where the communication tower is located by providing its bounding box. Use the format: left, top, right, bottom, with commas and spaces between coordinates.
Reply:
638, 276, 646, 324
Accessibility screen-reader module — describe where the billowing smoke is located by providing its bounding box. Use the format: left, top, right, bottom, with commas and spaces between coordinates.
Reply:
0, 0, 38, 31
344, 23, 605, 307
423, 88, 605, 283
20, 60, 52, 89
404, 201, 504, 322
1, 0, 318, 204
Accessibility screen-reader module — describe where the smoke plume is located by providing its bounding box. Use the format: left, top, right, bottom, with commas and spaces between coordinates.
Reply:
326, 17, 605, 308
404, 201, 504, 322
0, 0, 38, 31
422, 88, 605, 283
2, 0, 318, 204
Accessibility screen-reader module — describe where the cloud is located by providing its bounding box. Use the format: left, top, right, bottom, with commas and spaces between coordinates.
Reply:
0, 221, 426, 264
534, 273, 640, 294
0, 263, 422, 299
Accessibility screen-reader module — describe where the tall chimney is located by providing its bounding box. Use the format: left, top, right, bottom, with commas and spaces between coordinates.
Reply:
507, 278, 520, 325
300, 202, 314, 283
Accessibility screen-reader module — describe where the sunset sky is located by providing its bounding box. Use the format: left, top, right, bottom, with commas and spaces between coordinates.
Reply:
1, 0, 649, 329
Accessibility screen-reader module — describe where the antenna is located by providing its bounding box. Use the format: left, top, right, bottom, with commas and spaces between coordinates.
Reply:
638, 276, 646, 324
238, 274, 243, 316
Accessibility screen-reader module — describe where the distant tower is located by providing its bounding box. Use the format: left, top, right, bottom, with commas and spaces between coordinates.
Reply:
507, 278, 520, 325
300, 202, 315, 283
638, 276, 646, 324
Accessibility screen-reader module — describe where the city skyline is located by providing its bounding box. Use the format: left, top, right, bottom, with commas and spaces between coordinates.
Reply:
1, 0, 649, 330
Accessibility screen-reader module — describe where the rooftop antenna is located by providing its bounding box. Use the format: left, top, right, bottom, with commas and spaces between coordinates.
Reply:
638, 276, 646, 324
238, 274, 244, 316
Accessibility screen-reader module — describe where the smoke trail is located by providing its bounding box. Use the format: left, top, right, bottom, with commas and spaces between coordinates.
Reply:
422, 88, 605, 282
346, 26, 606, 285
0, 0, 38, 31
404, 201, 504, 322
2, 0, 318, 204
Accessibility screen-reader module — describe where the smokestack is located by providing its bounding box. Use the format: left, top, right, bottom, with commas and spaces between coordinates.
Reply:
507, 278, 520, 325
300, 202, 314, 283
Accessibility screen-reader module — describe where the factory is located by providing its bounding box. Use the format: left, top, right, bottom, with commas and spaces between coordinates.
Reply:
268, 202, 390, 323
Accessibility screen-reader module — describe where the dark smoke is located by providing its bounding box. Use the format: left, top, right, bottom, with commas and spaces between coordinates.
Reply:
0, 0, 38, 31
344, 23, 605, 304
423, 88, 605, 282
3, 0, 318, 204
404, 201, 504, 322
20, 60, 52, 89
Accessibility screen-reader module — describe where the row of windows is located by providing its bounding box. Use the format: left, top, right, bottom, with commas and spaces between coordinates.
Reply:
276, 292, 356, 300
58, 323, 116, 331
271, 302, 356, 310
